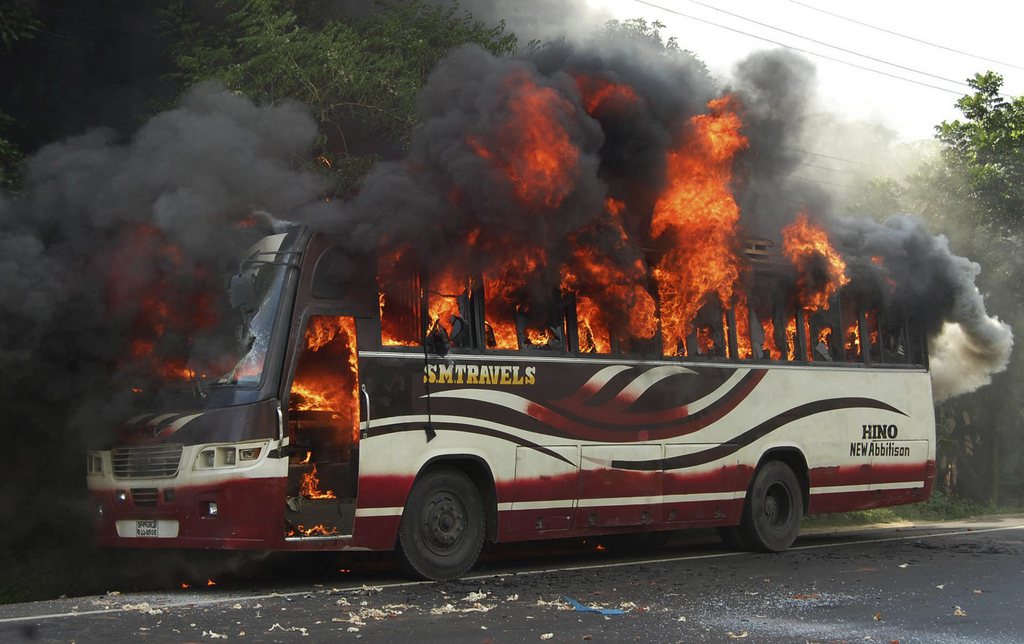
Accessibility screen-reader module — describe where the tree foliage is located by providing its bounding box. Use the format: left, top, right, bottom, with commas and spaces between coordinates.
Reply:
0, 0, 40, 189
932, 72, 1024, 231
164, 0, 518, 192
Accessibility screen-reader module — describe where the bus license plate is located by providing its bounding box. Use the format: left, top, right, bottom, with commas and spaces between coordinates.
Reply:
136, 519, 159, 537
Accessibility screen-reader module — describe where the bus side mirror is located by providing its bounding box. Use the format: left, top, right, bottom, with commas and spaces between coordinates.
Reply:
229, 273, 256, 313
425, 326, 450, 358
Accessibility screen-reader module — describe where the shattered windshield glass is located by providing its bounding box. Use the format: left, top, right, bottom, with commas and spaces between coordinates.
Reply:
183, 230, 300, 391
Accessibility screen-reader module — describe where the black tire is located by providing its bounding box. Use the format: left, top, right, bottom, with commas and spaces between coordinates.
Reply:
396, 468, 485, 581
738, 461, 803, 552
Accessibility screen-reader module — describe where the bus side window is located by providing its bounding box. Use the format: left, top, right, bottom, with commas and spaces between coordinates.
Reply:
574, 293, 611, 354
689, 298, 727, 359
426, 275, 474, 350
516, 298, 568, 353
808, 310, 837, 362
378, 257, 421, 348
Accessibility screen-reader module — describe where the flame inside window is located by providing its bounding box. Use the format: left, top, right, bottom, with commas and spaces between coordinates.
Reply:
289, 315, 359, 444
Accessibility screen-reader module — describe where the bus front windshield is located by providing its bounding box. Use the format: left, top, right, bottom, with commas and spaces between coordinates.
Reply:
176, 230, 300, 394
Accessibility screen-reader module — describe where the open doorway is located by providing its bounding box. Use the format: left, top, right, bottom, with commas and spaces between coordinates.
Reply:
284, 315, 360, 538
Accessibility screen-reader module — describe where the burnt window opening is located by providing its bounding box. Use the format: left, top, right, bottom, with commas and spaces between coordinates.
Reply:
515, 298, 569, 353
426, 274, 476, 351
747, 288, 790, 362
807, 303, 839, 362
574, 292, 611, 354
378, 255, 421, 348
481, 274, 522, 351
675, 297, 727, 359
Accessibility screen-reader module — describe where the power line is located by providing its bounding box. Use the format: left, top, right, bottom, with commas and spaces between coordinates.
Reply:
786, 0, 1024, 72
631, 0, 965, 96
674, 0, 975, 92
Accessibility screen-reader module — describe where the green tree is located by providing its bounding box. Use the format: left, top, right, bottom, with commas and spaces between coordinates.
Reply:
165, 0, 518, 192
0, 0, 40, 190
932, 72, 1024, 231
912, 73, 1024, 504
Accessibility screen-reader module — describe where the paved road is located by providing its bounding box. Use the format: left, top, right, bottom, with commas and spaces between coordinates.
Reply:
2, 516, 1023, 643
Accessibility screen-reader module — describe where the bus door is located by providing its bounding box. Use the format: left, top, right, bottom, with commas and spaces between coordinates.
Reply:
284, 313, 362, 538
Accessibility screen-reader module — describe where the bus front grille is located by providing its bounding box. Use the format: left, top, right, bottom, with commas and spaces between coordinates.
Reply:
131, 488, 159, 507
112, 445, 184, 479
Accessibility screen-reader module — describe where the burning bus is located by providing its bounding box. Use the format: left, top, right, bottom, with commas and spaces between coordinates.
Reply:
86, 215, 935, 580
82, 64, 946, 581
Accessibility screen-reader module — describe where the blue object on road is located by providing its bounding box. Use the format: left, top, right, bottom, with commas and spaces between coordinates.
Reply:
564, 595, 626, 615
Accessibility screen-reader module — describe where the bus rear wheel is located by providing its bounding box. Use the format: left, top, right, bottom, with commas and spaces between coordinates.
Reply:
397, 468, 485, 581
739, 461, 803, 552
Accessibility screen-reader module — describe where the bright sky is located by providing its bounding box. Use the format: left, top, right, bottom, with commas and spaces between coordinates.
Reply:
587, 0, 1024, 142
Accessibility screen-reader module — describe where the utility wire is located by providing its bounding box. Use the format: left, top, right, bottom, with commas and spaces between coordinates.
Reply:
632, 0, 965, 95
675, 0, 975, 91
786, 0, 1024, 72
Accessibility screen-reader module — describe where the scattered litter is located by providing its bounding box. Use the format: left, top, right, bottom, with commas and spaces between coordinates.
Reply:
203, 631, 229, 640
268, 623, 309, 636
358, 585, 383, 594
232, 603, 242, 610
429, 602, 494, 615
790, 594, 820, 601
953, 606, 967, 617
873, 612, 883, 621
564, 596, 625, 616
898, 563, 909, 569
107, 591, 121, 596
535, 598, 571, 611
972, 589, 984, 594
726, 631, 749, 639
676, 616, 687, 622
935, 584, 945, 590
121, 602, 164, 616
463, 591, 489, 602
583, 636, 592, 641
540, 634, 554, 641
505, 594, 519, 602
336, 597, 351, 607
347, 627, 360, 633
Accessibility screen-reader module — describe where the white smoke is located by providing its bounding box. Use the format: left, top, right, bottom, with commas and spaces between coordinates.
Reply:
930, 318, 1013, 401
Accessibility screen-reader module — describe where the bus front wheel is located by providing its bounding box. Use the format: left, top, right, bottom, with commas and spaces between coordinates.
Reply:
738, 461, 803, 552
397, 468, 485, 581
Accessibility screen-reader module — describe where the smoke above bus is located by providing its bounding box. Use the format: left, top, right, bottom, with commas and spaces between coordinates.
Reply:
0, 27, 1012, 532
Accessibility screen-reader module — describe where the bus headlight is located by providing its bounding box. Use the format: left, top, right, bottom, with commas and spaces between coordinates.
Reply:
194, 443, 266, 469
238, 447, 262, 461
87, 452, 104, 475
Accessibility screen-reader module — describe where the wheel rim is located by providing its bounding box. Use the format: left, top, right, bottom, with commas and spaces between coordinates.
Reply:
420, 491, 466, 555
763, 481, 793, 531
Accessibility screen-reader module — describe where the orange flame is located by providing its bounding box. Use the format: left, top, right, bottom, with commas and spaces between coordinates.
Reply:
293, 524, 339, 537
468, 70, 580, 209
575, 74, 640, 115
651, 96, 748, 354
290, 316, 360, 444
300, 464, 336, 500
782, 212, 849, 311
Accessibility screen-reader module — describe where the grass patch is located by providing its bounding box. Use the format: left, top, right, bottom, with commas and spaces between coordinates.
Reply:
804, 491, 1021, 529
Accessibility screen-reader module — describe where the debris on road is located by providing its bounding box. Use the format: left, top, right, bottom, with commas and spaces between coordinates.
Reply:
564, 596, 626, 616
